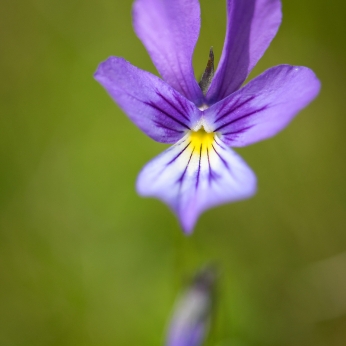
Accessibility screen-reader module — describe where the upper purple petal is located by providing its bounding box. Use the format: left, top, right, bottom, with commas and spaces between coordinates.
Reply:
206, 0, 282, 103
204, 65, 321, 147
94, 57, 201, 144
132, 0, 204, 106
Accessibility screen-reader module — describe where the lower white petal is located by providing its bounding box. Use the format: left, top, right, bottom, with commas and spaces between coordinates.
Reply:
136, 131, 257, 233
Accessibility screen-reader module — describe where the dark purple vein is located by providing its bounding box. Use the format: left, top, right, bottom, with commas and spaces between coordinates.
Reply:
212, 142, 238, 180
212, 143, 229, 170
156, 92, 190, 122
214, 137, 227, 151
222, 125, 253, 137
174, 93, 190, 115
144, 101, 191, 130
166, 141, 191, 166
177, 147, 195, 186
207, 147, 213, 185
153, 121, 185, 133
213, 99, 228, 118
214, 96, 256, 124
214, 105, 267, 132
195, 144, 202, 189
206, 147, 219, 185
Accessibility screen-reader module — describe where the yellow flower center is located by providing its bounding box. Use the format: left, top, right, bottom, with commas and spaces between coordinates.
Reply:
189, 128, 215, 154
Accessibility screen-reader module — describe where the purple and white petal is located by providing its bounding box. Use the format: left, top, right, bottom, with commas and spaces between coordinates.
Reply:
95, 57, 201, 144
207, 0, 282, 103
204, 65, 321, 147
133, 0, 204, 106
137, 133, 256, 233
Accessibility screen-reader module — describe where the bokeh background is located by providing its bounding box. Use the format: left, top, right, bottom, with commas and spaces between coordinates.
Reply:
1, 0, 346, 345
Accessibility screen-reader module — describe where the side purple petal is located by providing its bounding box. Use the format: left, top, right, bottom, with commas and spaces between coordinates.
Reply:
206, 0, 282, 103
132, 0, 204, 106
204, 65, 321, 147
94, 57, 201, 144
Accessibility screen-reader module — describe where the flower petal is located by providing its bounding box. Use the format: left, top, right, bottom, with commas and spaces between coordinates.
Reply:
94, 57, 201, 144
204, 65, 321, 147
137, 133, 256, 233
206, 0, 282, 103
132, 0, 204, 106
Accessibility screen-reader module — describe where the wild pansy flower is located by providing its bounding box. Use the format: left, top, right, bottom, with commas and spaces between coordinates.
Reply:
165, 266, 216, 346
95, 0, 320, 233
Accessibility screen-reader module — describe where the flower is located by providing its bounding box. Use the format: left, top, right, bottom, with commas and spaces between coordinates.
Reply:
94, 0, 320, 233
165, 266, 216, 346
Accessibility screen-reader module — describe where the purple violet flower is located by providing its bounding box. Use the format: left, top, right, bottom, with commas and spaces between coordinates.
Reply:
94, 0, 320, 233
165, 267, 216, 346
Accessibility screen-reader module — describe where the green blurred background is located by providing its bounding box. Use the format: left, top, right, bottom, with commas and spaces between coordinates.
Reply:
1, 0, 346, 345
